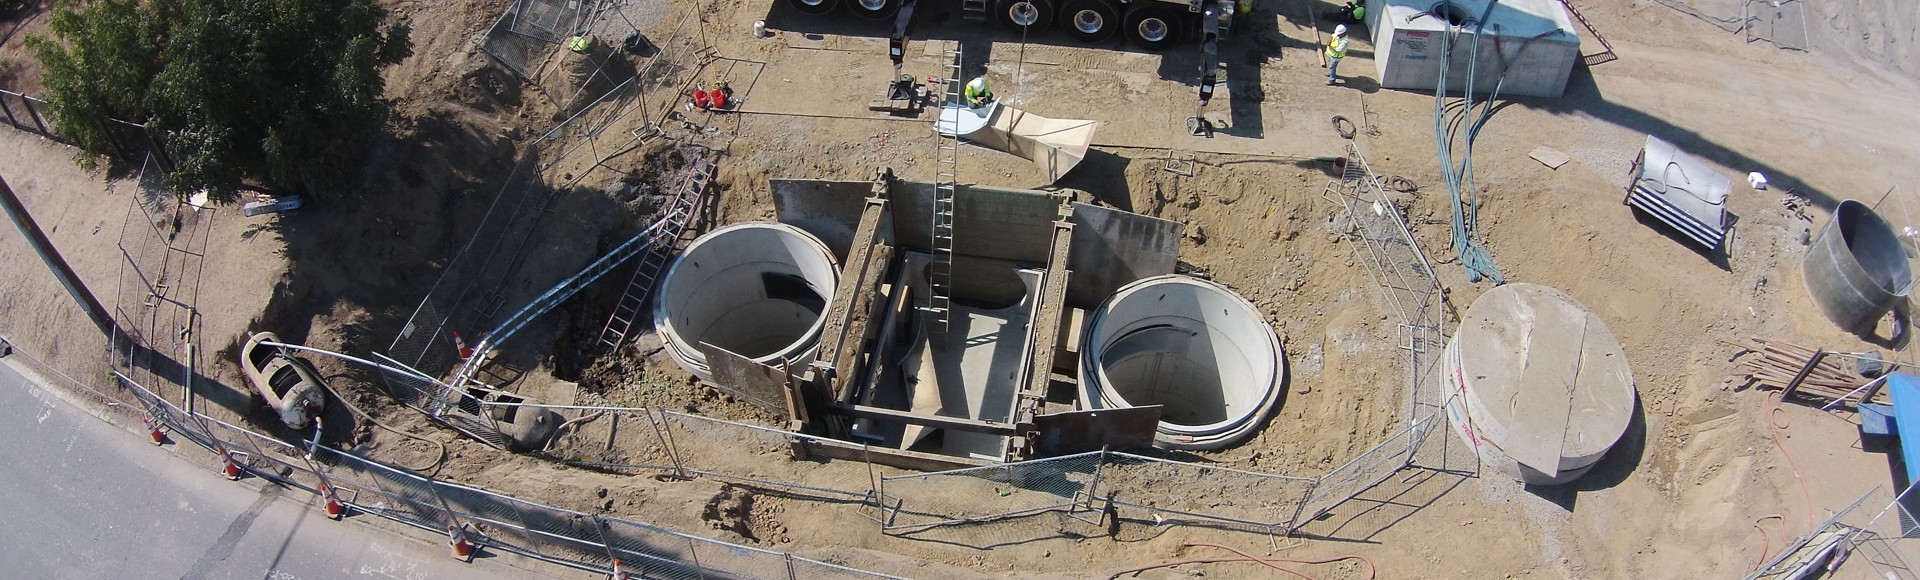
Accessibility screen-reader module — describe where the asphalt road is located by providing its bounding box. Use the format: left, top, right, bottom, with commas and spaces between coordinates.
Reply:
0, 360, 592, 580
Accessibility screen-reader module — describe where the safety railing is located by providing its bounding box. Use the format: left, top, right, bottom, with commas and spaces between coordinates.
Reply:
109, 371, 905, 579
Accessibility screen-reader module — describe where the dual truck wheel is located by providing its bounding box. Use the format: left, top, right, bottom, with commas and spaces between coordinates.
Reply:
786, 0, 1183, 51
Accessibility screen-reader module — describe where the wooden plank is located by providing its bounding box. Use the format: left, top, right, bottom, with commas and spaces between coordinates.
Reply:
1783, 349, 1827, 399
1018, 215, 1074, 431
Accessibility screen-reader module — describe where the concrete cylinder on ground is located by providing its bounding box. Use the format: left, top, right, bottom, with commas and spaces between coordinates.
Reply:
1443, 283, 1635, 486
1804, 199, 1913, 334
654, 223, 839, 382
1078, 275, 1286, 450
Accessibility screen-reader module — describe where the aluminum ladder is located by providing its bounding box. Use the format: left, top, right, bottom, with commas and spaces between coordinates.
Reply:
928, 44, 963, 339
598, 156, 714, 349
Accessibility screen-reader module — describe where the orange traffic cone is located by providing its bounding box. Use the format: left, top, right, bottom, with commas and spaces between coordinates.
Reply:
451, 332, 474, 360
145, 418, 166, 445
610, 560, 629, 580
322, 485, 346, 519
219, 449, 242, 480
448, 525, 476, 561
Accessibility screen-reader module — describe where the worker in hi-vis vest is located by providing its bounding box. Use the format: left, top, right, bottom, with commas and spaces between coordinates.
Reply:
964, 76, 994, 109
1325, 24, 1350, 86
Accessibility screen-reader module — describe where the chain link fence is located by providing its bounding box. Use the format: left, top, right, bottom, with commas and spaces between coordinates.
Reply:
1646, 0, 1809, 51
478, 0, 600, 80
109, 195, 211, 407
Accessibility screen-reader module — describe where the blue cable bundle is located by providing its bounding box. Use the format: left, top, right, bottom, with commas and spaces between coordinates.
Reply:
1431, 1, 1508, 284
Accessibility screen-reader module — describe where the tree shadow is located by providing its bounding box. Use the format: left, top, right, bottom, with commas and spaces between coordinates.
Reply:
1294, 467, 1471, 542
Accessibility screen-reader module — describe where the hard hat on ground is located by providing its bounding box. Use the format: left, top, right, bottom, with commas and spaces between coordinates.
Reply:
1334, 24, 1348, 36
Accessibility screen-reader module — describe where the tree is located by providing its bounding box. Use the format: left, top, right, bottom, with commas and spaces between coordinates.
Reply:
29, 0, 411, 202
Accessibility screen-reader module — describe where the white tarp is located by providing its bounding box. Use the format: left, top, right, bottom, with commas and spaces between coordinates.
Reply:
936, 103, 1097, 184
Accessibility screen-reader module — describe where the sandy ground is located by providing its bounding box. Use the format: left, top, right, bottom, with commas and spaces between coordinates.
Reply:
7, 0, 1920, 577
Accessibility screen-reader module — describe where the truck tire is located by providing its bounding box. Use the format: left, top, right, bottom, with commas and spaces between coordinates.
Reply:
850, 0, 899, 20
1060, 0, 1119, 43
996, 0, 1056, 34
1123, 3, 1182, 51
788, 0, 837, 15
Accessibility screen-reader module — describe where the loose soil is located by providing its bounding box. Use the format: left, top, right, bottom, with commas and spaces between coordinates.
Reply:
5, 0, 1920, 578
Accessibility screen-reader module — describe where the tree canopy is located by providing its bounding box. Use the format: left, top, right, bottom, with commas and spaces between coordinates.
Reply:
29, 0, 411, 201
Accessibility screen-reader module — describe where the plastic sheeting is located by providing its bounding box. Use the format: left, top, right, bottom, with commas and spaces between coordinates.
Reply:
936, 103, 1097, 184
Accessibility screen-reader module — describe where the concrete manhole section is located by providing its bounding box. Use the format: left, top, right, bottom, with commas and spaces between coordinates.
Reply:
655, 222, 840, 382
1079, 275, 1286, 450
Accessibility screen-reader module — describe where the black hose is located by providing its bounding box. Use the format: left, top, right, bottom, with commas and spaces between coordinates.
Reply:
1387, 176, 1418, 193
1331, 115, 1357, 139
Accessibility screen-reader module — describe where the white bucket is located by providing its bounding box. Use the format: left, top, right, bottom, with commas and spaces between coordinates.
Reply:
753, 20, 768, 38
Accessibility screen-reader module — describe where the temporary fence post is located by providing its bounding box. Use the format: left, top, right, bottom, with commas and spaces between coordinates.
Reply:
647, 409, 687, 478
303, 427, 348, 519
1080, 447, 1108, 514
24, 97, 49, 135
1287, 478, 1321, 535
785, 553, 797, 580
0, 94, 18, 129
424, 477, 472, 549
685, 535, 708, 580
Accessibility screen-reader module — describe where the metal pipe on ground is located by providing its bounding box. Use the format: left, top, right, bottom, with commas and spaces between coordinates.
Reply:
0, 175, 116, 337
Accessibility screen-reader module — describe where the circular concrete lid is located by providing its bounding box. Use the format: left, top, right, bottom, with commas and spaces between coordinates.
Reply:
1453, 283, 1635, 471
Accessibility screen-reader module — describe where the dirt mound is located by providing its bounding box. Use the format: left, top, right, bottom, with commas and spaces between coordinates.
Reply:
700, 485, 789, 544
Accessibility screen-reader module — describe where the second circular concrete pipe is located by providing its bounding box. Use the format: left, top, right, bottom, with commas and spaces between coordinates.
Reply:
654, 223, 840, 382
1079, 275, 1286, 450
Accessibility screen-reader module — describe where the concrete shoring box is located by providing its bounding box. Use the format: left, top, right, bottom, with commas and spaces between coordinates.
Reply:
1371, 0, 1581, 98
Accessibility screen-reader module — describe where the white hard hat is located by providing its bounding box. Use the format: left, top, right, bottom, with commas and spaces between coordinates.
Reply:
1334, 24, 1348, 36
967, 76, 988, 91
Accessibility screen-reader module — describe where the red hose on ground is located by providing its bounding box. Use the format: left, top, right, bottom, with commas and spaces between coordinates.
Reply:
1104, 542, 1379, 580
1765, 390, 1816, 529
1749, 514, 1785, 574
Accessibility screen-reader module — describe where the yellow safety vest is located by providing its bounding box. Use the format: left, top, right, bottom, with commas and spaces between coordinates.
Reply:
1326, 36, 1349, 59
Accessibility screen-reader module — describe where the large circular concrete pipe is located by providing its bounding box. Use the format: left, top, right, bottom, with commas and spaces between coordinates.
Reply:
654, 223, 839, 382
1805, 199, 1913, 334
1079, 275, 1286, 450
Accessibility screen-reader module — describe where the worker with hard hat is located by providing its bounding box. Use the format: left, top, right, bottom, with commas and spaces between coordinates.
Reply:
1335, 1, 1365, 24
1325, 24, 1350, 86
964, 76, 994, 109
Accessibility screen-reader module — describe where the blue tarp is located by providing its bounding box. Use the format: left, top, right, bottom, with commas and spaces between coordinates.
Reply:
1887, 374, 1920, 484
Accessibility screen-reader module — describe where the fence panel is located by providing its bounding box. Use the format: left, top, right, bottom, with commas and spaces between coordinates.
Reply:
663, 411, 877, 502
199, 415, 326, 493
1299, 421, 1424, 522
687, 534, 796, 580
599, 517, 709, 580
1099, 453, 1314, 534
115, 372, 218, 452
312, 446, 463, 532
879, 452, 1100, 532
790, 557, 911, 580
433, 481, 613, 568
538, 408, 681, 475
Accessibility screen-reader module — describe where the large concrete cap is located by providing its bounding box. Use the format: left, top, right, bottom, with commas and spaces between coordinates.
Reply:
1453, 283, 1635, 476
